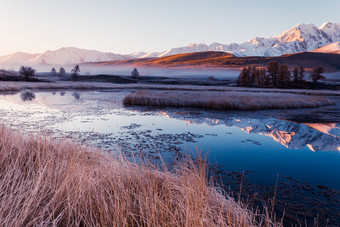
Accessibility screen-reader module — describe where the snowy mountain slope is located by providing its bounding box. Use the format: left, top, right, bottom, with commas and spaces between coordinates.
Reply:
1, 22, 340, 67
37, 47, 132, 65
0, 52, 41, 66
312, 41, 340, 54
0, 47, 132, 67
149, 22, 340, 57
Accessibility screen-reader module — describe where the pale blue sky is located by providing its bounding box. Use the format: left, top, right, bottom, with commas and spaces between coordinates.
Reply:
0, 0, 338, 55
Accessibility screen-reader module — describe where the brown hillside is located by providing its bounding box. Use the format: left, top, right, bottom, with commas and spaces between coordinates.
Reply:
87, 51, 340, 71
145, 51, 234, 65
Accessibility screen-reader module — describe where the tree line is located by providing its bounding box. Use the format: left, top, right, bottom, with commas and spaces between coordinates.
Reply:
238, 61, 325, 88
2, 65, 141, 82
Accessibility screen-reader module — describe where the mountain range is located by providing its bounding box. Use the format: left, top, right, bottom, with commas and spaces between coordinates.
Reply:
0, 22, 340, 67
90, 51, 340, 72
147, 22, 340, 58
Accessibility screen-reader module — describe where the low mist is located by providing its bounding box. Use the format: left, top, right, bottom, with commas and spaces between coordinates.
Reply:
30, 64, 240, 79
89, 65, 239, 79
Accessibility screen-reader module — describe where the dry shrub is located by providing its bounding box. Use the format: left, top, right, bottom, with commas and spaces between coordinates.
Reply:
0, 126, 278, 226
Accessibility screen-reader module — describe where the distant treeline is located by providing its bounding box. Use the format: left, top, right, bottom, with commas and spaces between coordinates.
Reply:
0, 67, 41, 82
238, 61, 325, 88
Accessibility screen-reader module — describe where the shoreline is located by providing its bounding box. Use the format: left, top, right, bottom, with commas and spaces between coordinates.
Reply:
0, 80, 339, 96
0, 125, 276, 226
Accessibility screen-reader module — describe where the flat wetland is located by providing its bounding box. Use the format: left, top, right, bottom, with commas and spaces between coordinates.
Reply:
0, 81, 339, 226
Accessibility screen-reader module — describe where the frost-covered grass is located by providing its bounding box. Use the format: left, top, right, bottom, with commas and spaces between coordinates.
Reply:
123, 90, 335, 110
0, 125, 280, 226
0, 81, 339, 96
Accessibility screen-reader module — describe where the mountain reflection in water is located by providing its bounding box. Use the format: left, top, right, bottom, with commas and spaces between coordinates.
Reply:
160, 111, 340, 152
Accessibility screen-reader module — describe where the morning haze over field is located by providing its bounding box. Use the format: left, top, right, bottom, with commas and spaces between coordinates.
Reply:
0, 0, 339, 226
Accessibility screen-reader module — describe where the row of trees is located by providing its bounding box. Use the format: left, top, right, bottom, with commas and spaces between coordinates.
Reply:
16, 65, 80, 81
51, 65, 80, 80
18, 65, 139, 81
238, 61, 325, 88
19, 66, 36, 80
52, 66, 139, 80
51, 67, 65, 75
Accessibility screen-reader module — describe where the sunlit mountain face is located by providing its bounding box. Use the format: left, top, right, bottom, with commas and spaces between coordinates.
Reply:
1, 22, 340, 67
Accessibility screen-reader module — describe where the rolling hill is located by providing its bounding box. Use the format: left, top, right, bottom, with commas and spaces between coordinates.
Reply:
87, 51, 340, 71
312, 41, 340, 54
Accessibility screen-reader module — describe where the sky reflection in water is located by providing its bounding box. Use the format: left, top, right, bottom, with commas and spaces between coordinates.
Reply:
0, 90, 339, 190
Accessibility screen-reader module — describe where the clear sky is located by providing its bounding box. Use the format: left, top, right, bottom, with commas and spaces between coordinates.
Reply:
0, 0, 339, 55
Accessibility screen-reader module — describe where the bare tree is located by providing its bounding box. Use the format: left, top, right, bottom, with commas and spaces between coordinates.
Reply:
51, 67, 57, 76
71, 65, 80, 81
131, 68, 139, 79
59, 67, 66, 76
19, 66, 35, 81
310, 67, 325, 84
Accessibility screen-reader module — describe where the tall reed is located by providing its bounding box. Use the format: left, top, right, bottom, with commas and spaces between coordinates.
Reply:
0, 126, 278, 226
123, 90, 334, 110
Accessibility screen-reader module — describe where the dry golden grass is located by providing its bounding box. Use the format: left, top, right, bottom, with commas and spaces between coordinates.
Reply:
123, 90, 334, 110
0, 126, 279, 226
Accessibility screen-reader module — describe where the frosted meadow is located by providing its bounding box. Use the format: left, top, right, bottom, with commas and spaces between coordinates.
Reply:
1, 1, 340, 225
0, 82, 339, 225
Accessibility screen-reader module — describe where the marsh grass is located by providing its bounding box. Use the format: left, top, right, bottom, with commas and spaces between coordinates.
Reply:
0, 126, 280, 226
123, 90, 334, 110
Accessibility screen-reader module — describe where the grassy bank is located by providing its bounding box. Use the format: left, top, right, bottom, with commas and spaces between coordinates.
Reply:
123, 90, 335, 110
0, 81, 339, 97
0, 126, 279, 226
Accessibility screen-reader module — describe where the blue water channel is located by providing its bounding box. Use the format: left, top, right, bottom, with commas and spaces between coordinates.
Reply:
0, 90, 339, 190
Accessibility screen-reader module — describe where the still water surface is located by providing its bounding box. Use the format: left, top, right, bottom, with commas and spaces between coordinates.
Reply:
0, 90, 339, 190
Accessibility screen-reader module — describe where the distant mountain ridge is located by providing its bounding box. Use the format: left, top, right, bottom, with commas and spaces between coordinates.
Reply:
90, 51, 340, 72
0, 22, 339, 67
0, 47, 132, 67
148, 22, 340, 57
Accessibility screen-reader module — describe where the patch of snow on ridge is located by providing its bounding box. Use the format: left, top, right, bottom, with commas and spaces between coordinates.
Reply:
312, 41, 340, 54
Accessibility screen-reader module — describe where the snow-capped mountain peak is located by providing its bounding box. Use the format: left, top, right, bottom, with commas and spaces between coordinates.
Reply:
146, 22, 340, 58
1, 22, 340, 67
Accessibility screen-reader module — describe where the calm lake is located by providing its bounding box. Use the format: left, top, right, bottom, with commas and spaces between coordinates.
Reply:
0, 90, 339, 191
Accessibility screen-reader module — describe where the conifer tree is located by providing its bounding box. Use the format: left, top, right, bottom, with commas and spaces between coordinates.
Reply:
293, 67, 299, 86
298, 66, 305, 87
267, 61, 279, 87
310, 67, 325, 84
71, 65, 80, 81
250, 67, 257, 87
298, 66, 305, 82
237, 67, 251, 87
278, 64, 290, 88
